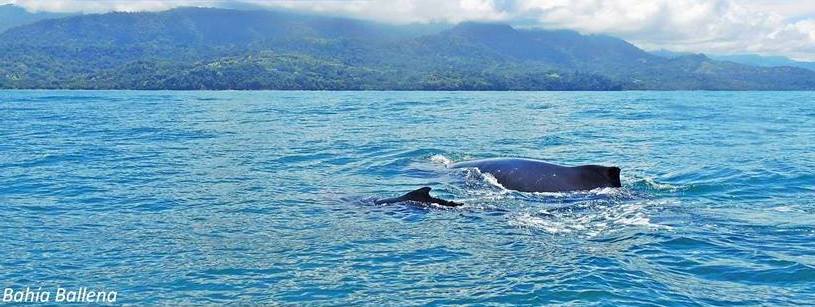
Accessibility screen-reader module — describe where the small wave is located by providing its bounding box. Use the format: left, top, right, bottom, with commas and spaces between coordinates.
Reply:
770, 205, 799, 213
631, 177, 682, 192
643, 177, 680, 191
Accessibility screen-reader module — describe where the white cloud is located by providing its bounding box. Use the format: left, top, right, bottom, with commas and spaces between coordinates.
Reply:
8, 0, 815, 60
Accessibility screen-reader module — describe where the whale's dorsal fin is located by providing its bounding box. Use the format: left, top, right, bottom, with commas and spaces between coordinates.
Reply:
608, 167, 621, 187
375, 187, 462, 207
405, 187, 462, 207
404, 187, 433, 201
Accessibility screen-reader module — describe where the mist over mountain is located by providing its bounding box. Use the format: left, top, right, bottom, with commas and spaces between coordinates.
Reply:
0, 4, 72, 33
0, 6, 813, 90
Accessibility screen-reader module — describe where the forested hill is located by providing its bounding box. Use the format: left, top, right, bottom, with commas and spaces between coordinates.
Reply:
0, 6, 813, 90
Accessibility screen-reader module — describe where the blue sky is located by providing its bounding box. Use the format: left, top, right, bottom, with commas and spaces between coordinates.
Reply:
4, 0, 815, 60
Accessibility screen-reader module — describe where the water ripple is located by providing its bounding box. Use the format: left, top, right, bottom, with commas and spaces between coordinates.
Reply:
1, 90, 814, 304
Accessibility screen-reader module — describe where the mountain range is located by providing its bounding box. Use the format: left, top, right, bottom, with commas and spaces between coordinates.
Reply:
651, 49, 815, 72
0, 5, 814, 90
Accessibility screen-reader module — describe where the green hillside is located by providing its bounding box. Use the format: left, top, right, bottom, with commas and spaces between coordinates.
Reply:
0, 7, 813, 90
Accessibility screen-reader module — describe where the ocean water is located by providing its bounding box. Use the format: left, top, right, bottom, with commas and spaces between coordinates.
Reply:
1, 90, 814, 305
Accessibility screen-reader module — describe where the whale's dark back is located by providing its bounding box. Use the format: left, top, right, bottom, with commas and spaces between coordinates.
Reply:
576, 164, 622, 189
608, 166, 622, 187
450, 158, 621, 192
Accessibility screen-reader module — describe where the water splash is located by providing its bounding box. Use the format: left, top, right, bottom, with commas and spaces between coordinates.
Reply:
510, 200, 674, 236
429, 154, 453, 167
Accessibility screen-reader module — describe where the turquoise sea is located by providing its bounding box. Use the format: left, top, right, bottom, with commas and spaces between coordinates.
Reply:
1, 91, 814, 305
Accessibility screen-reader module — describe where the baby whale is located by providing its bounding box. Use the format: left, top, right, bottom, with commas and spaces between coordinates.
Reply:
375, 187, 463, 207
450, 158, 621, 193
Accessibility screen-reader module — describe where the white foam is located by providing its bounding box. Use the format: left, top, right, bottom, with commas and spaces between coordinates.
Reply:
527, 187, 621, 198
510, 213, 573, 234
509, 200, 673, 236
429, 154, 453, 167
480, 172, 511, 192
770, 205, 796, 212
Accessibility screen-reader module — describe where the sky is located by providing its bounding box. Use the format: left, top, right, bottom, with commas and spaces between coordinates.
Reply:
4, 0, 815, 61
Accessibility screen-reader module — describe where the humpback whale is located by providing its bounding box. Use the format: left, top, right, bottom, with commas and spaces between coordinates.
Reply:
376, 158, 621, 206
374, 187, 462, 207
450, 158, 621, 193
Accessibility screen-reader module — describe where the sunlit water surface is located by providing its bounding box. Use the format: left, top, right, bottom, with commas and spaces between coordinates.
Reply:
1, 91, 814, 305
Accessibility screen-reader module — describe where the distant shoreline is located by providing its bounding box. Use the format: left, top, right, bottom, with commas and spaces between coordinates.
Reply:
2, 88, 814, 92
